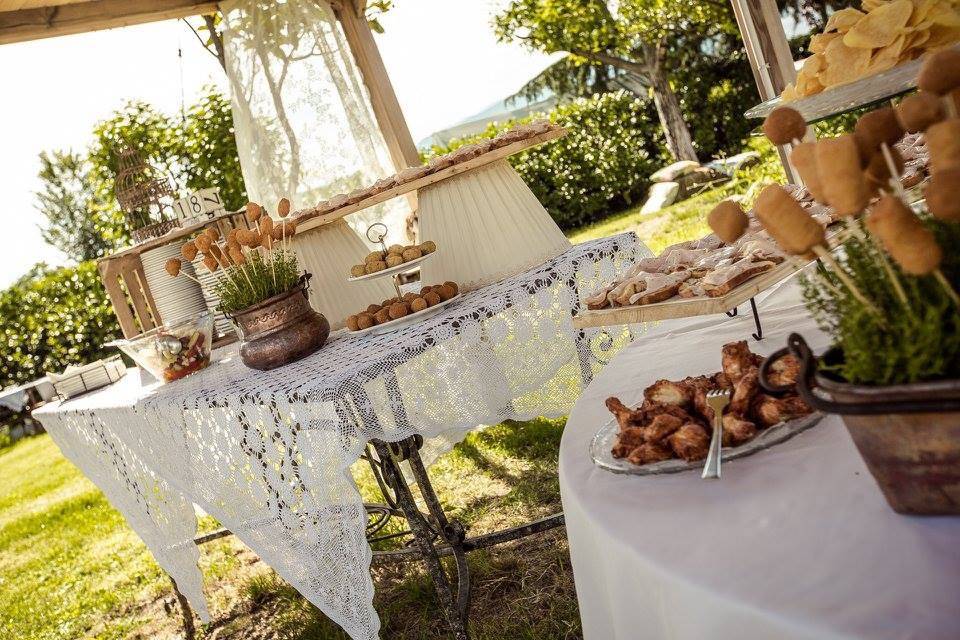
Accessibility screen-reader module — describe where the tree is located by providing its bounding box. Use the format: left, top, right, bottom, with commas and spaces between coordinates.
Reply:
495, 0, 737, 162
36, 151, 121, 261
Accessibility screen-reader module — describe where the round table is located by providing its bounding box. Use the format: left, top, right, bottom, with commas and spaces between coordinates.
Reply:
559, 274, 960, 640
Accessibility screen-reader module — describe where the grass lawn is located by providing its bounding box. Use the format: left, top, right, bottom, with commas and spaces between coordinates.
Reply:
1, 145, 782, 640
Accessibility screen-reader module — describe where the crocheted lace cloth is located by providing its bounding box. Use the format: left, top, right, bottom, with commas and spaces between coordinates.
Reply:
35, 233, 646, 640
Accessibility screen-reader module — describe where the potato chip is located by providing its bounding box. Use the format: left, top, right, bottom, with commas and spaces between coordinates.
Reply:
802, 53, 826, 75
928, 1, 960, 27
925, 23, 960, 47
810, 32, 840, 53
821, 37, 873, 86
781, 83, 798, 102
844, 0, 914, 48
867, 35, 908, 73
862, 0, 890, 11
825, 8, 866, 33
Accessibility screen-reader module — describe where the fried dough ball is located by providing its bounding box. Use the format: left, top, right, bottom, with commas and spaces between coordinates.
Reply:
374, 308, 391, 325
444, 281, 459, 296
365, 251, 385, 264
388, 302, 410, 320
420, 240, 437, 254
707, 200, 749, 244
165, 258, 181, 277
815, 135, 870, 216
277, 197, 291, 218
202, 255, 219, 273
180, 241, 198, 262
896, 92, 943, 133
925, 119, 960, 174
411, 297, 428, 312
245, 201, 262, 222
420, 285, 434, 296
866, 195, 942, 275
437, 284, 457, 301
763, 107, 806, 145
351, 264, 367, 278
789, 142, 829, 204
402, 292, 418, 301
402, 247, 423, 262
346, 315, 360, 331
385, 254, 403, 268
381, 297, 398, 307
357, 313, 375, 330
424, 291, 442, 306
386, 244, 404, 255
917, 50, 960, 96
366, 303, 382, 315
205, 226, 221, 242
853, 107, 903, 161
755, 184, 825, 256
924, 168, 960, 222
365, 260, 387, 274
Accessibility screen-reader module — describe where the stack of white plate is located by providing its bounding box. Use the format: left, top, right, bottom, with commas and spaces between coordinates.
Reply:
47, 356, 126, 400
190, 254, 235, 338
141, 243, 209, 326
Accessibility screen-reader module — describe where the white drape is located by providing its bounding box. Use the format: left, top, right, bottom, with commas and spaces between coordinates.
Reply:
221, 0, 410, 239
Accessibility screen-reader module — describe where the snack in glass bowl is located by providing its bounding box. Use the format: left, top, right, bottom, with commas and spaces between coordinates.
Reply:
109, 312, 213, 383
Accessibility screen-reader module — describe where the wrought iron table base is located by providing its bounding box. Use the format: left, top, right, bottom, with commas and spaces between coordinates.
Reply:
725, 296, 763, 340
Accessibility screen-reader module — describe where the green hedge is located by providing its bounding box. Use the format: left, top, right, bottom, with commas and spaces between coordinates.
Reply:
0, 262, 120, 388
422, 91, 666, 230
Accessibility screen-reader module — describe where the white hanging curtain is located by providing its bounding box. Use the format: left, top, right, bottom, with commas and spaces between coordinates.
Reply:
221, 0, 410, 238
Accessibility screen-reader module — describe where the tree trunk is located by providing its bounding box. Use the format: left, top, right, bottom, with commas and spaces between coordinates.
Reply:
645, 61, 698, 162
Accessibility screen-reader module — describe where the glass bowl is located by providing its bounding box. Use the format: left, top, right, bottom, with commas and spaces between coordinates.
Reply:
109, 312, 214, 383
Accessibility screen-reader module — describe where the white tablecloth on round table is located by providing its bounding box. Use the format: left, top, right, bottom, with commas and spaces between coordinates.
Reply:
34, 233, 643, 640
559, 273, 960, 640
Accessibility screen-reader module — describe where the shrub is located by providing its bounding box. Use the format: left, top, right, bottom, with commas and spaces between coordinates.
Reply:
0, 262, 120, 388
422, 91, 666, 230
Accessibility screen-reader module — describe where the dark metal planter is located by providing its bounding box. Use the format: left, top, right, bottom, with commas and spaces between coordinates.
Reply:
228, 274, 329, 371
761, 333, 960, 515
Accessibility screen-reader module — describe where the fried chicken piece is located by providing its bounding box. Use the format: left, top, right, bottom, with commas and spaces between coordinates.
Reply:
729, 370, 760, 416
764, 354, 802, 388
637, 401, 698, 427
644, 379, 691, 407
751, 394, 813, 427
691, 386, 715, 424
722, 414, 758, 447
644, 414, 685, 443
667, 423, 710, 462
680, 375, 714, 393
721, 341, 763, 384
606, 397, 644, 432
627, 441, 674, 465
612, 427, 647, 459
712, 371, 733, 390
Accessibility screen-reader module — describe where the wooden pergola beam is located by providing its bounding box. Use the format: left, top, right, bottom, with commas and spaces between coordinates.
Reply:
0, 0, 217, 46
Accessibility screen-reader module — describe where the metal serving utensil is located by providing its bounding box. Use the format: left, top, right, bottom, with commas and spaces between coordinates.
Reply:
702, 389, 730, 479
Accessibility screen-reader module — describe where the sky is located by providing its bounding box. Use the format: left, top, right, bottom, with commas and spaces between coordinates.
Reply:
0, 0, 559, 289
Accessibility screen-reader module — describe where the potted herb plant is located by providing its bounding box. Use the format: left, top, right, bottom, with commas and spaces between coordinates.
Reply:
166, 198, 329, 371
745, 52, 960, 514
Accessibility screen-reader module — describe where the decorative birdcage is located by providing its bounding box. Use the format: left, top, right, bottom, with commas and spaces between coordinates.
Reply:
113, 144, 179, 244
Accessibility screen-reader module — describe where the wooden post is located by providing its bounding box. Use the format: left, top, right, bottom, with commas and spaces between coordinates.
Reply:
333, 0, 421, 172
730, 0, 801, 182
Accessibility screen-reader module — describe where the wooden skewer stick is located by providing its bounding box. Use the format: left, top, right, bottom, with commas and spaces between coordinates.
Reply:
811, 245, 884, 318
944, 94, 958, 119
788, 255, 843, 298
934, 269, 960, 306
873, 143, 914, 307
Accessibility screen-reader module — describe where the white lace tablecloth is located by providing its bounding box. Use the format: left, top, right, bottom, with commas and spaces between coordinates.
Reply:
34, 233, 644, 640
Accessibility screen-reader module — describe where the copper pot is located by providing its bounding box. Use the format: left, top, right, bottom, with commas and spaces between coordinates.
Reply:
761, 333, 960, 515
228, 275, 329, 371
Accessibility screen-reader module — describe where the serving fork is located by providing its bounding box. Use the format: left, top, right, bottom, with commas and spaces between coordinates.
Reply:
701, 389, 730, 480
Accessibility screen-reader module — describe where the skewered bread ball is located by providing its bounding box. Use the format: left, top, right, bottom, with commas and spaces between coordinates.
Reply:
896, 92, 943, 133
387, 244, 404, 255
357, 314, 375, 330
866, 195, 942, 275
388, 302, 410, 320
424, 291, 442, 306
351, 264, 367, 277
245, 201, 262, 222
864, 147, 904, 193
411, 297, 428, 312
707, 200, 749, 243
278, 197, 291, 217
402, 247, 423, 262
195, 234, 212, 253
365, 261, 387, 274
444, 281, 459, 296
181, 241, 198, 262
203, 255, 219, 272
228, 246, 247, 265
374, 308, 391, 325
365, 251, 385, 264
917, 50, 960, 96
924, 168, 960, 222
789, 142, 829, 204
205, 226, 221, 242
762, 107, 806, 145
165, 258, 181, 277
346, 315, 360, 331
925, 119, 960, 174
420, 240, 437, 254
854, 107, 903, 161
754, 184, 825, 256
437, 283, 458, 301
815, 135, 870, 216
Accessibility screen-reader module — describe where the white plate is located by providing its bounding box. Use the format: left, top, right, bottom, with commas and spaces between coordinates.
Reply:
590, 410, 823, 476
348, 293, 461, 336
348, 252, 434, 282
